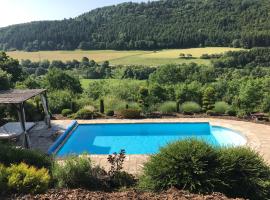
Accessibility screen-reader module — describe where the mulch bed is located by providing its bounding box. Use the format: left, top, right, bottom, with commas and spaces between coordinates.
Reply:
7, 188, 245, 200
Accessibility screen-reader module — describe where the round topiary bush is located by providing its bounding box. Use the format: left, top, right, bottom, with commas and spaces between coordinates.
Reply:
213, 101, 229, 115
119, 109, 141, 119
218, 147, 270, 200
139, 139, 221, 193
181, 101, 201, 114
75, 109, 94, 119
157, 101, 177, 114
61, 109, 73, 117
106, 110, 115, 117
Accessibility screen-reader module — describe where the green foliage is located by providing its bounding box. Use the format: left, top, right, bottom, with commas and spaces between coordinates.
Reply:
0, 143, 52, 169
0, 52, 22, 82
106, 110, 114, 116
48, 90, 73, 114
119, 109, 141, 119
1, 0, 270, 51
218, 147, 270, 200
52, 156, 108, 190
110, 171, 135, 189
0, 164, 7, 194
213, 101, 230, 115
157, 101, 177, 114
75, 108, 95, 119
181, 102, 201, 114
202, 87, 215, 112
61, 109, 73, 117
0, 69, 11, 90
139, 140, 270, 200
7, 163, 50, 194
139, 139, 221, 192
45, 68, 82, 93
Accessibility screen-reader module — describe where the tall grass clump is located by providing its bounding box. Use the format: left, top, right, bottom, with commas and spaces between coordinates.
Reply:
158, 101, 177, 114
218, 147, 270, 200
213, 101, 229, 115
181, 101, 201, 114
139, 139, 221, 193
139, 139, 270, 200
52, 156, 108, 190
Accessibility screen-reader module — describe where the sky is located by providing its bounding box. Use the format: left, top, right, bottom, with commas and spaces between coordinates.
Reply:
0, 0, 151, 27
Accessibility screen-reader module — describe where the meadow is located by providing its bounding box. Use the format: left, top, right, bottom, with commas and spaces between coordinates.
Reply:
7, 47, 243, 66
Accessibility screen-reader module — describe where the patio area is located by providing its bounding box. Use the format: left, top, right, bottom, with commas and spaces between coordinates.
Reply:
24, 118, 270, 175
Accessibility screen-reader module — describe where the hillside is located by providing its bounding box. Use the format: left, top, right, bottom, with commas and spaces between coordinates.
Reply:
0, 0, 269, 51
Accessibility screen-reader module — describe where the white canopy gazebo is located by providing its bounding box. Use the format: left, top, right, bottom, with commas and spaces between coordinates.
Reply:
0, 89, 51, 148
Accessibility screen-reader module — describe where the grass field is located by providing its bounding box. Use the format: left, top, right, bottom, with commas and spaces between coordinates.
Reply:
7, 47, 243, 66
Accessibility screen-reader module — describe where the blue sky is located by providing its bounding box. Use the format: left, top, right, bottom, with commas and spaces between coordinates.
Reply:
0, 0, 152, 27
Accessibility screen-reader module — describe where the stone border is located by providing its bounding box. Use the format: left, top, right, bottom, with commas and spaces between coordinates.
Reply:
55, 118, 270, 174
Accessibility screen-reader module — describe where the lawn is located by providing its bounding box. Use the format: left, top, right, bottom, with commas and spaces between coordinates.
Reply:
7, 47, 243, 66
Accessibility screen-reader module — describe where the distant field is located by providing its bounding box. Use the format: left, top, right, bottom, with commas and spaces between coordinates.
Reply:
7, 47, 243, 66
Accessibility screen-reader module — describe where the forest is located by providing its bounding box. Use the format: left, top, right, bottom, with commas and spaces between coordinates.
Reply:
0, 0, 270, 51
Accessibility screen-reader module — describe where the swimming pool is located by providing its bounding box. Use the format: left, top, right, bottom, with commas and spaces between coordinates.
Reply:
49, 122, 246, 156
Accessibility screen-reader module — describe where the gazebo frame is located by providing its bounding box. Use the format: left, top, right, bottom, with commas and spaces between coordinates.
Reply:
0, 89, 51, 148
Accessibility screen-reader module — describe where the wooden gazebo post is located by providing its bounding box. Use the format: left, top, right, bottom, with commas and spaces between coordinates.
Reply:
40, 91, 51, 128
17, 102, 31, 149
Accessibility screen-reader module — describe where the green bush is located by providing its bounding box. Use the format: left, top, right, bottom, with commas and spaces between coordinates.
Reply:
213, 101, 229, 115
119, 109, 141, 119
7, 163, 50, 194
218, 147, 270, 200
0, 143, 52, 169
52, 156, 108, 190
106, 110, 115, 116
181, 101, 201, 114
206, 110, 216, 116
75, 108, 94, 119
139, 139, 221, 193
0, 164, 7, 194
226, 107, 237, 116
61, 109, 73, 117
157, 101, 177, 114
110, 171, 135, 188
48, 90, 73, 114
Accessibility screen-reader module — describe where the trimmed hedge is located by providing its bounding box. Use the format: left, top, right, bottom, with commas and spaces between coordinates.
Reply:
157, 101, 177, 114
213, 101, 229, 115
61, 109, 73, 117
75, 108, 94, 119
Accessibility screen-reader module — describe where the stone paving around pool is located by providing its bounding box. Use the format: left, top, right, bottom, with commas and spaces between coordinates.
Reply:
27, 118, 270, 175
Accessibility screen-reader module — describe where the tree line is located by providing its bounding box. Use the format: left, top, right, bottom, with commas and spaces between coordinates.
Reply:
0, 0, 270, 51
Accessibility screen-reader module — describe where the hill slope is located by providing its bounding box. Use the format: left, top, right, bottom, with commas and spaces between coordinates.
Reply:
0, 0, 269, 51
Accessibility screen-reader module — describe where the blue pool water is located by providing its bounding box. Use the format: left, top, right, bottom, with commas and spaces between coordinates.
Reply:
56, 123, 246, 156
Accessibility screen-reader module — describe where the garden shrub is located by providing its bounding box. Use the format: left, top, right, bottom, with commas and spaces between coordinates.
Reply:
181, 101, 201, 114
52, 156, 108, 190
48, 90, 73, 114
119, 109, 141, 119
7, 163, 50, 194
110, 171, 136, 188
106, 110, 114, 116
157, 101, 177, 114
0, 164, 7, 194
218, 147, 270, 200
61, 108, 73, 117
0, 143, 52, 169
213, 101, 229, 115
75, 108, 94, 119
139, 139, 221, 193
206, 110, 216, 116
226, 107, 237, 116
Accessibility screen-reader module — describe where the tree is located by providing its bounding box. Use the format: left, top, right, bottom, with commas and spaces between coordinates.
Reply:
0, 52, 22, 82
202, 87, 216, 111
45, 68, 82, 93
0, 69, 11, 90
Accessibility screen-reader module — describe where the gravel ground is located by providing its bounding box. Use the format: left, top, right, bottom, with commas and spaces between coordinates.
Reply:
6, 188, 245, 200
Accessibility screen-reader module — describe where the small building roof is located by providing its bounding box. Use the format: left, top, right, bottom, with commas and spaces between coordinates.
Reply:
0, 89, 46, 104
